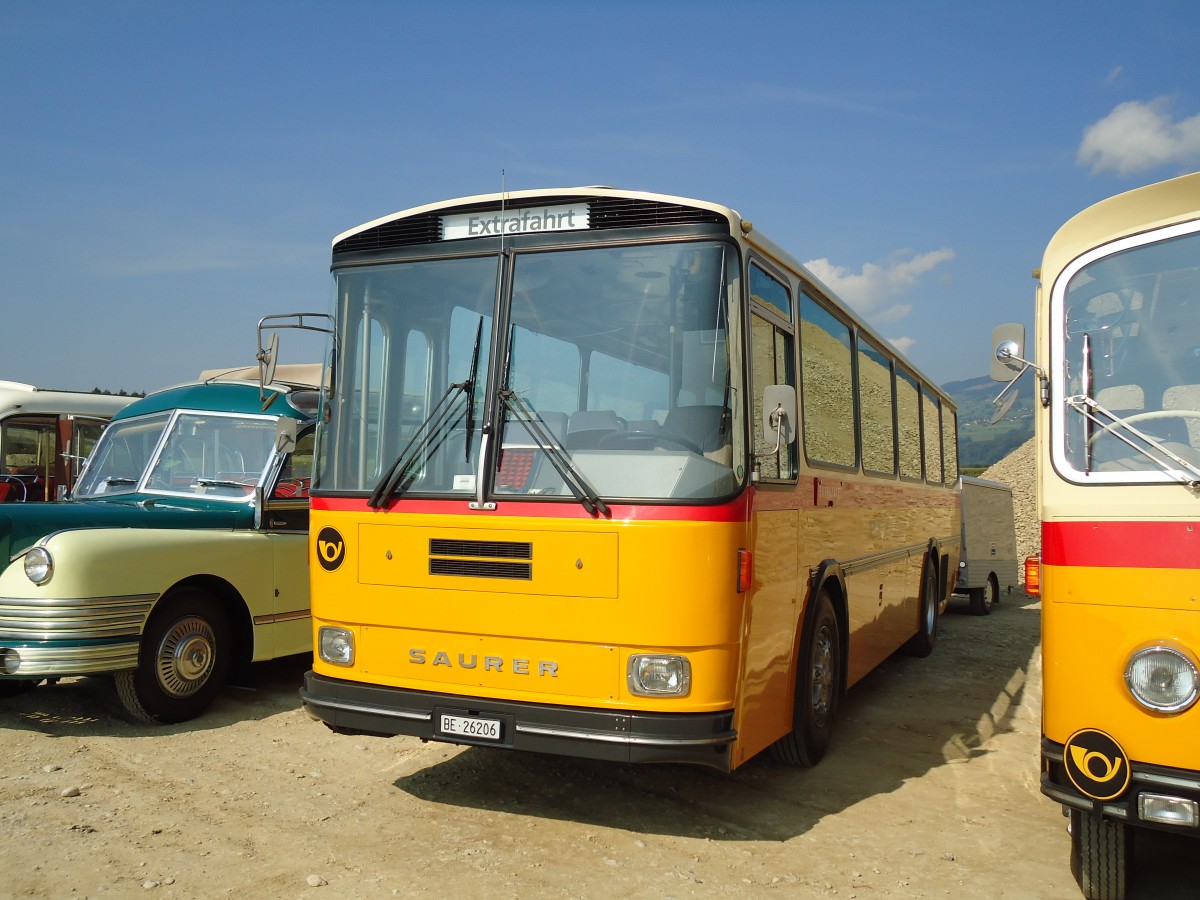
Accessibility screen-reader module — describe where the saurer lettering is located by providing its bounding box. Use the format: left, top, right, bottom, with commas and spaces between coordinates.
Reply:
409, 648, 558, 677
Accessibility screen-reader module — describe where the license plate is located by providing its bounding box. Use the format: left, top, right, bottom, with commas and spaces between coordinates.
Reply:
439, 713, 502, 741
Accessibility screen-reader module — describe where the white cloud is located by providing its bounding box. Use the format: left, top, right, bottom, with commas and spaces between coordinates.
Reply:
802, 248, 954, 363
804, 248, 955, 318
1078, 99, 1200, 175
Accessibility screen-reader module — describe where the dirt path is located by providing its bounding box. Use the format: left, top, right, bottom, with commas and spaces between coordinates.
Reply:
0, 594, 1191, 898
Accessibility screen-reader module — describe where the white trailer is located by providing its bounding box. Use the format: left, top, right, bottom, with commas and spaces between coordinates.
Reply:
954, 476, 1019, 615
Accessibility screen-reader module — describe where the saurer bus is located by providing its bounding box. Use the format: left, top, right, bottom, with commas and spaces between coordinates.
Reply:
993, 172, 1200, 899
301, 187, 961, 771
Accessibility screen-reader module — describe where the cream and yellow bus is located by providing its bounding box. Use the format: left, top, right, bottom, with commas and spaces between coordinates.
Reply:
301, 187, 960, 772
993, 172, 1200, 899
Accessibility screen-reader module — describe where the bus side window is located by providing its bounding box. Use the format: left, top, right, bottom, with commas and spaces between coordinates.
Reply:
748, 262, 796, 481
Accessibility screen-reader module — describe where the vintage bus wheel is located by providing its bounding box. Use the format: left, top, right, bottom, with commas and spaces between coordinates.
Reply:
115, 588, 231, 724
1070, 808, 1129, 900
969, 573, 1000, 616
771, 591, 840, 768
902, 561, 939, 657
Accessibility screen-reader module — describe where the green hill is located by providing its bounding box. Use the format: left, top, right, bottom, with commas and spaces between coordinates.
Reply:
942, 374, 1033, 469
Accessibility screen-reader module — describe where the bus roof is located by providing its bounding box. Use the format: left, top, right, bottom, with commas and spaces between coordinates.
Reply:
113, 380, 318, 422
0, 382, 135, 419
1041, 171, 1200, 285
332, 186, 745, 247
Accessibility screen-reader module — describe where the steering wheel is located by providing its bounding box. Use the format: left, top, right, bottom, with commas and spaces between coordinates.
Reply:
596, 429, 703, 454
1088, 409, 1200, 447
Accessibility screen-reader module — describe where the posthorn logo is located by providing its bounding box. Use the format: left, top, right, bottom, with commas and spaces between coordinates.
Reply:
1064, 729, 1130, 801
316, 527, 346, 571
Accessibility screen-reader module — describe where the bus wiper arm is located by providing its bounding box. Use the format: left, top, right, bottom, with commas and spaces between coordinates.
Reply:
367, 383, 469, 508
1066, 394, 1200, 489
499, 390, 610, 518
369, 317, 485, 509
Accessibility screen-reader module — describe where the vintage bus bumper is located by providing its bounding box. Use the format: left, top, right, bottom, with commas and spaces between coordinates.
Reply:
0, 592, 153, 677
1042, 738, 1200, 835
301, 670, 737, 770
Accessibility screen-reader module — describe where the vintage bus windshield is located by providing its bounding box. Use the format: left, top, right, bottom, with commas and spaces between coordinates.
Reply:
1053, 223, 1200, 482
320, 240, 741, 502
76, 411, 281, 500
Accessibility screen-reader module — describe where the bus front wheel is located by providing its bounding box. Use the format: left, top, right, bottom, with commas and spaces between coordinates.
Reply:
1070, 808, 1129, 900
771, 590, 840, 768
115, 587, 231, 724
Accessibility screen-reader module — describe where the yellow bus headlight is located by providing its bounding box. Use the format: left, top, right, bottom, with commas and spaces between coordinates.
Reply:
318, 626, 355, 667
1125, 645, 1198, 714
627, 654, 691, 696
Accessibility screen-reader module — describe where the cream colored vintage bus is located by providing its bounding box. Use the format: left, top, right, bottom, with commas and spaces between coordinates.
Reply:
994, 172, 1200, 899
301, 187, 961, 772
0, 382, 133, 502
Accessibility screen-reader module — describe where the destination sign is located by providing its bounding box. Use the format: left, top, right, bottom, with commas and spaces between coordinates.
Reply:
441, 203, 589, 240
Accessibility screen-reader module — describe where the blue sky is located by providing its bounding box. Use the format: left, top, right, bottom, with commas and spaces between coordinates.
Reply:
3, 1, 1199, 394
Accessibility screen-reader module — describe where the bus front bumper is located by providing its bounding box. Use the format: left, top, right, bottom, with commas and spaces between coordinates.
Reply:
1042, 737, 1200, 834
301, 670, 736, 771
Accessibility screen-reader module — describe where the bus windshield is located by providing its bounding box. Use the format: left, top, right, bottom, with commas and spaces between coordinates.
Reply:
1056, 224, 1200, 481
321, 240, 742, 502
76, 411, 280, 500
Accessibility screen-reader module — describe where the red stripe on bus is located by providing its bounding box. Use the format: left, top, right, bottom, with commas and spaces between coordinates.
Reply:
311, 493, 753, 523
1042, 521, 1200, 569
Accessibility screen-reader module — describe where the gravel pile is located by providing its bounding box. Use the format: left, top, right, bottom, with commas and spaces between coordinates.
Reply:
980, 436, 1039, 571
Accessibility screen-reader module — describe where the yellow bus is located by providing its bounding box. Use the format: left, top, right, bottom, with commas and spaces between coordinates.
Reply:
301, 187, 960, 772
993, 172, 1200, 899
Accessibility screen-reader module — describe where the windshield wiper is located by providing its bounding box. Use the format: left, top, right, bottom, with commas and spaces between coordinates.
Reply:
368, 317, 484, 509
499, 390, 610, 518
102, 476, 137, 486
492, 328, 609, 517
1066, 393, 1200, 489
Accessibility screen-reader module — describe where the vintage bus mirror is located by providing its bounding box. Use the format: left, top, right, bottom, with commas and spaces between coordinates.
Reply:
258, 331, 280, 389
275, 418, 298, 455
991, 323, 1027, 382
762, 384, 797, 449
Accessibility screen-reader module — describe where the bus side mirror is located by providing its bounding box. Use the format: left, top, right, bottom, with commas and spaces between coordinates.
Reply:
762, 384, 797, 448
275, 418, 298, 455
991, 323, 1027, 382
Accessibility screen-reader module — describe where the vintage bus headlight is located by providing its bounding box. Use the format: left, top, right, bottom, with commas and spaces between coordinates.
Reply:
1125, 645, 1199, 713
318, 626, 355, 667
24, 548, 53, 585
627, 654, 691, 696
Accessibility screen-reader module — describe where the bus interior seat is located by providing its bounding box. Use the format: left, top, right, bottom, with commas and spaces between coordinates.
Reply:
565, 410, 621, 451
1163, 385, 1200, 447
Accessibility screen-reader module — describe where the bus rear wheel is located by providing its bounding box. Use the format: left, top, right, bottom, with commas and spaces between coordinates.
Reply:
115, 588, 231, 724
902, 560, 939, 657
969, 573, 1000, 616
1070, 808, 1129, 900
771, 590, 840, 768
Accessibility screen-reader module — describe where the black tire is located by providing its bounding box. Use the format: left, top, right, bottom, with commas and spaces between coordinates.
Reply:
115, 587, 231, 724
771, 590, 840, 767
1070, 808, 1129, 900
902, 561, 939, 657
969, 573, 1000, 616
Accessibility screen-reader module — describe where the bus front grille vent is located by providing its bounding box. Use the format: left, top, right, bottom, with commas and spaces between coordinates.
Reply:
334, 213, 443, 254
428, 538, 533, 580
587, 197, 729, 230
